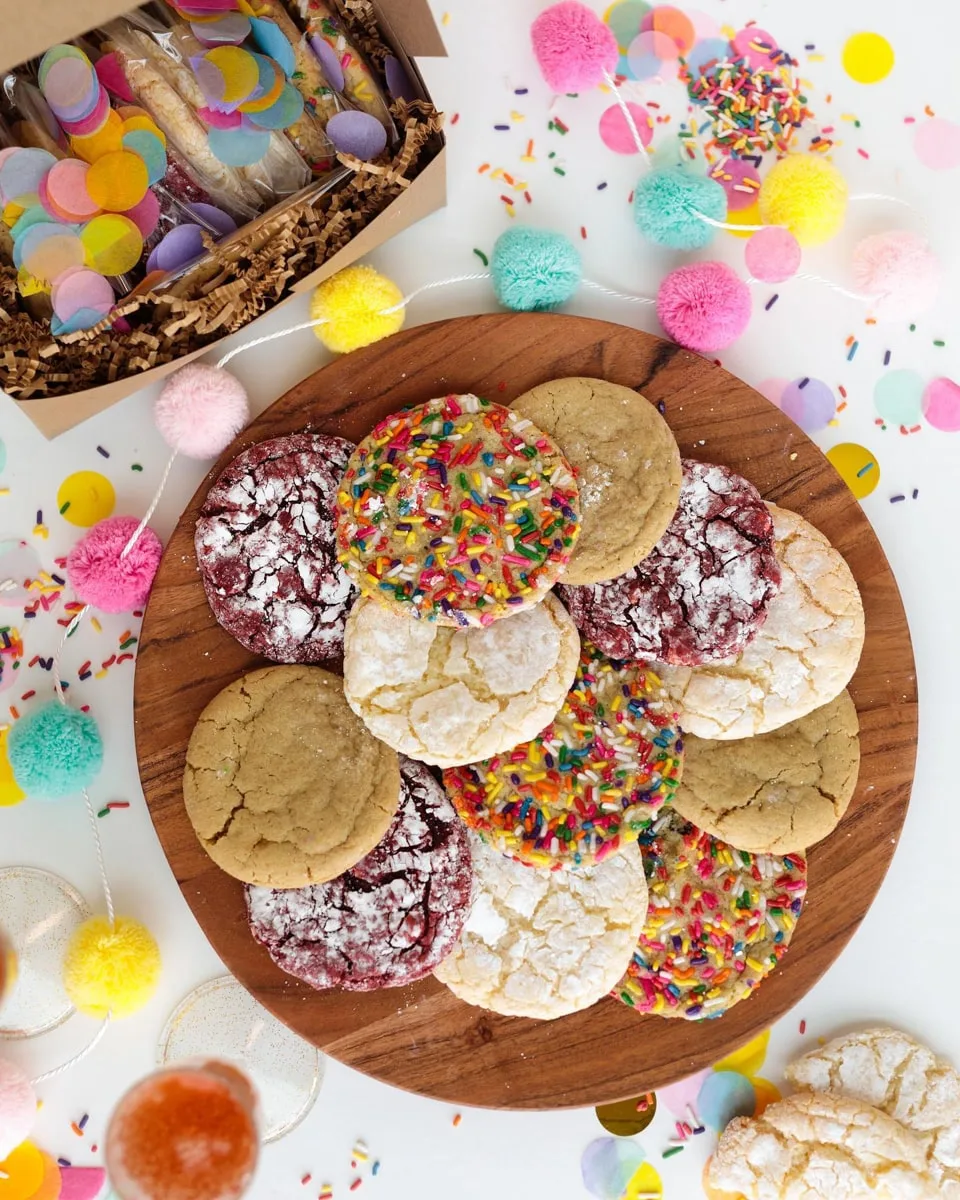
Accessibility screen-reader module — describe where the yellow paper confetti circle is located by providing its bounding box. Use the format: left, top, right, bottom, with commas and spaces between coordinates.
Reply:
81, 214, 143, 276
57, 470, 116, 527
826, 443, 880, 499
0, 728, 26, 807
842, 32, 895, 84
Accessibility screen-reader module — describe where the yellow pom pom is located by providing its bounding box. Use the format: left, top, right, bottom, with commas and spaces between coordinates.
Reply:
63, 915, 161, 1019
758, 155, 848, 247
310, 265, 405, 354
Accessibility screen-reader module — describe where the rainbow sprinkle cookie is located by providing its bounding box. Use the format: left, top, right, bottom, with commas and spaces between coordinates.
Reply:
336, 394, 581, 626
442, 642, 684, 869
614, 810, 807, 1019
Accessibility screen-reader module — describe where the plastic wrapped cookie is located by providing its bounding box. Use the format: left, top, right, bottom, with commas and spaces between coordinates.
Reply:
343, 593, 580, 767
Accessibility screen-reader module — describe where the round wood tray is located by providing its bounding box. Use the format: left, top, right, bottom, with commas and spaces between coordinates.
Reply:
134, 313, 918, 1110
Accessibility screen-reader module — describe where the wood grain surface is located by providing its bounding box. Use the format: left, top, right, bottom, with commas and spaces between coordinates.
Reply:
134, 313, 917, 1110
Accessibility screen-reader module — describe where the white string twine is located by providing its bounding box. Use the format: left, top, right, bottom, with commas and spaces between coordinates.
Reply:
601, 69, 651, 166
82, 788, 115, 928
216, 317, 332, 370
794, 271, 874, 303
688, 207, 768, 233
849, 192, 914, 208
52, 605, 89, 703
581, 279, 655, 305
378, 273, 492, 315
30, 1015, 112, 1086
119, 451, 178, 560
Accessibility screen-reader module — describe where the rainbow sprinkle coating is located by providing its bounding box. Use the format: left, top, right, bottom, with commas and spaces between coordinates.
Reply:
682, 49, 812, 158
336, 394, 581, 626
614, 811, 807, 1020
442, 642, 684, 868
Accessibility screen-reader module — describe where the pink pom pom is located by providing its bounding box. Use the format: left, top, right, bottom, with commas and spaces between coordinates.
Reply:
851, 230, 940, 322
155, 363, 249, 459
657, 262, 752, 353
531, 1, 618, 92
745, 226, 802, 283
0, 1057, 36, 1160
67, 516, 163, 613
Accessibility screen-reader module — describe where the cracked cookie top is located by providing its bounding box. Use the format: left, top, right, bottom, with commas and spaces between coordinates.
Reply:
672, 689, 860, 854
559, 459, 781, 666
343, 592, 580, 767
336, 394, 581, 627
433, 830, 648, 1020
442, 641, 684, 870
613, 807, 807, 1019
196, 433, 357, 664
183, 665, 401, 888
245, 756, 472, 991
655, 505, 866, 739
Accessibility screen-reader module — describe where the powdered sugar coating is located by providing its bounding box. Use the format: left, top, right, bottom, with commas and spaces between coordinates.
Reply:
196, 434, 357, 663
559, 459, 781, 666
244, 757, 472, 991
434, 831, 648, 1020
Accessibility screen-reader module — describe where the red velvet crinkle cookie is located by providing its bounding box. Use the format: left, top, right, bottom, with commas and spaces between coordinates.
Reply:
244, 756, 473, 991
196, 434, 357, 663
559, 459, 781, 666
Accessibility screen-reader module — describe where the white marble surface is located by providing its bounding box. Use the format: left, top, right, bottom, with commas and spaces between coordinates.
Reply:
1, 0, 959, 1195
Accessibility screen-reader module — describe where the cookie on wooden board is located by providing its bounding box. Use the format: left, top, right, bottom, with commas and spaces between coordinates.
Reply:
672, 690, 860, 854
656, 504, 865, 739
433, 831, 647, 1020
709, 1092, 943, 1199
559, 459, 780, 666
510, 376, 681, 585
183, 665, 400, 888
195, 434, 356, 663
245, 756, 472, 990
343, 592, 579, 767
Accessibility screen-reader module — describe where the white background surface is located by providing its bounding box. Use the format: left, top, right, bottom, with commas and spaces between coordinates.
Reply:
2, 0, 960, 1195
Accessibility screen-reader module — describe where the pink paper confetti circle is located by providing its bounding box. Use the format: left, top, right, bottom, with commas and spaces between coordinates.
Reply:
922, 377, 960, 431
599, 101, 652, 153
914, 118, 960, 170
745, 226, 801, 283
757, 377, 789, 406
731, 26, 778, 68
627, 30, 679, 81
711, 156, 761, 211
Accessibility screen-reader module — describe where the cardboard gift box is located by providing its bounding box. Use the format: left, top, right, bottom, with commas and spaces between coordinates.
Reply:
0, 0, 446, 437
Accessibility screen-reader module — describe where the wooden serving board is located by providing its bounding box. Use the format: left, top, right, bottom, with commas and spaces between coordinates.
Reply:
134, 313, 918, 1110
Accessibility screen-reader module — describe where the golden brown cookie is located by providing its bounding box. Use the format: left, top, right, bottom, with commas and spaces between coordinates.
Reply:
511, 377, 681, 585
672, 690, 860, 854
183, 665, 401, 888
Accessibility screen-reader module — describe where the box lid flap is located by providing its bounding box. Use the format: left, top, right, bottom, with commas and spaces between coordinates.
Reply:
0, 0, 139, 74
375, 0, 446, 57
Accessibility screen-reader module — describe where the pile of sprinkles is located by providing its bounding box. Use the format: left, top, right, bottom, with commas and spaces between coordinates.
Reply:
336, 394, 580, 626
443, 642, 683, 869
614, 811, 807, 1019
682, 43, 813, 157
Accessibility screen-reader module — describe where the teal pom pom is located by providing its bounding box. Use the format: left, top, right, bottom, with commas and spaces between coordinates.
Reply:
8, 701, 103, 799
633, 167, 727, 250
490, 226, 582, 311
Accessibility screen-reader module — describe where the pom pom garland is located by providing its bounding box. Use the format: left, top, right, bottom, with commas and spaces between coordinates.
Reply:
155, 363, 250, 460
633, 168, 727, 250
66, 516, 163, 614
7, 701, 103, 799
531, 1, 618, 92
309, 265, 406, 353
758, 154, 848, 247
657, 262, 752, 353
851, 230, 940, 321
490, 226, 582, 311
745, 226, 802, 283
0, 1058, 36, 1161
63, 916, 161, 1019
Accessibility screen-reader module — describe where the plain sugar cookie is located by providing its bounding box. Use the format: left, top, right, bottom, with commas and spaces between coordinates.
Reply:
336, 393, 580, 626
433, 831, 648, 1020
183, 665, 401, 888
655, 504, 865, 738
672, 690, 860, 853
787, 1028, 960, 1182
343, 593, 579, 767
709, 1092, 942, 1199
245, 756, 472, 990
510, 377, 681, 584
559, 460, 780, 665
